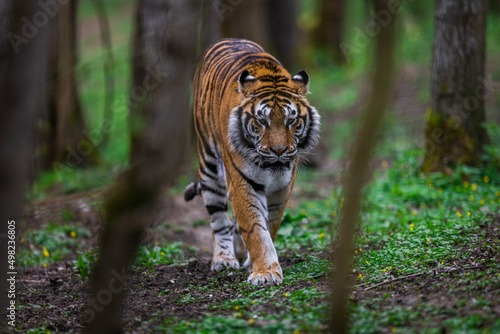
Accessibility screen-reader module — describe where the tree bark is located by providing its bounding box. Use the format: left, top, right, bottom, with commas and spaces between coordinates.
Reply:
0, 0, 52, 327
329, 0, 396, 332
84, 1, 200, 332
314, 0, 346, 64
422, 0, 489, 172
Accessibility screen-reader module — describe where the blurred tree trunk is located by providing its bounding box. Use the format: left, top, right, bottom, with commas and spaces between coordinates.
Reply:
0, 0, 52, 327
314, 0, 346, 64
220, 0, 269, 47
422, 0, 489, 172
84, 0, 200, 332
329, 0, 396, 332
266, 0, 298, 68
38, 0, 99, 173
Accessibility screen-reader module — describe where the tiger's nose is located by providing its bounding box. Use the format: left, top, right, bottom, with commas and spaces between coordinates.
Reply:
270, 145, 287, 156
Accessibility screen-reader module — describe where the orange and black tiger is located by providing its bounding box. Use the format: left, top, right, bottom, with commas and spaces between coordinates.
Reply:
185, 38, 320, 286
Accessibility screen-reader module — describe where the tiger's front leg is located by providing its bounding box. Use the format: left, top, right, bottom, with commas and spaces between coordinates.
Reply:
228, 176, 283, 286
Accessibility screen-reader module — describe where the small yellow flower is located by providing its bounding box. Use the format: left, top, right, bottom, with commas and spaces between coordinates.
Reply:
294, 330, 301, 334
248, 318, 254, 325
234, 305, 240, 310
43, 250, 50, 257
43, 263, 47, 268
333, 210, 337, 217
383, 269, 387, 272
441, 262, 444, 265
94, 257, 98, 261
251, 300, 255, 304
480, 199, 485, 206
292, 307, 297, 311
359, 248, 362, 252
415, 249, 418, 252
284, 293, 289, 297
391, 327, 397, 333
467, 272, 469, 276
463, 181, 469, 188
185, 322, 190, 327
358, 274, 362, 278
410, 223, 414, 227
426, 238, 430, 242
382, 160, 388, 168
389, 266, 392, 269
410, 227, 414, 231
318, 233, 325, 239
366, 261, 369, 264
483, 176, 490, 183
20, 237, 24, 243
355, 250, 358, 254
70, 231, 77, 238
471, 183, 477, 191
456, 211, 462, 218
467, 212, 471, 216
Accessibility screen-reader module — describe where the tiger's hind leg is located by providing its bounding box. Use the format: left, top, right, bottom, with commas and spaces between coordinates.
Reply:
198, 160, 239, 271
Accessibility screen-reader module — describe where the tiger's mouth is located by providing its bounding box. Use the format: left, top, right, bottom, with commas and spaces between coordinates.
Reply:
259, 160, 291, 170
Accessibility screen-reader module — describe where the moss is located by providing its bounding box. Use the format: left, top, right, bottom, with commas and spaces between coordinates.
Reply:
422, 108, 475, 173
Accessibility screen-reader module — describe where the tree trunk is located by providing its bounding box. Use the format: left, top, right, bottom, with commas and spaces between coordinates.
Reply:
314, 0, 346, 64
266, 0, 298, 68
0, 0, 52, 327
329, 0, 396, 332
422, 0, 489, 172
38, 0, 99, 174
85, 1, 200, 332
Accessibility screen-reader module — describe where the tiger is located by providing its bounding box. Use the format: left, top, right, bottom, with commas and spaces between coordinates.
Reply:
184, 38, 320, 286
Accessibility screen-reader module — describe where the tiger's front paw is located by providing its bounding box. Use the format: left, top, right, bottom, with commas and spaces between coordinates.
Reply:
247, 268, 283, 286
211, 256, 240, 271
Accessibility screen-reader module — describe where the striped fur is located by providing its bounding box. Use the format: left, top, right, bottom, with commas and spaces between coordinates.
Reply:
185, 39, 320, 286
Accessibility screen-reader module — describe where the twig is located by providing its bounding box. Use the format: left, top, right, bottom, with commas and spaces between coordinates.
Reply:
363, 266, 485, 291
364, 273, 423, 291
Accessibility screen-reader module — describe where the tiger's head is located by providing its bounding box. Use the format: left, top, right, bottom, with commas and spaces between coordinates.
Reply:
228, 66, 320, 174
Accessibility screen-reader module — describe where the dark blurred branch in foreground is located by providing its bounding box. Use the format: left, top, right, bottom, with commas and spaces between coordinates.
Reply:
329, 0, 396, 332
84, 0, 200, 333
0, 0, 52, 327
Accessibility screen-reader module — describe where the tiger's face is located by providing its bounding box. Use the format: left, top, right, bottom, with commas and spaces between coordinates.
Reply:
229, 69, 320, 173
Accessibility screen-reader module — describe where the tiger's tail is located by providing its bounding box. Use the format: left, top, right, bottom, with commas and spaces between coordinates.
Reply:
184, 182, 202, 201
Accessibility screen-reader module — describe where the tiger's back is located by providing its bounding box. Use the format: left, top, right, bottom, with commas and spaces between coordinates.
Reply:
186, 38, 320, 286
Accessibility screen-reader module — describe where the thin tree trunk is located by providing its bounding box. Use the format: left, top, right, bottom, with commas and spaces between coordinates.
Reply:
329, 0, 396, 332
314, 0, 346, 64
0, 0, 52, 327
422, 0, 489, 172
84, 1, 200, 332
39, 0, 99, 173
266, 0, 298, 68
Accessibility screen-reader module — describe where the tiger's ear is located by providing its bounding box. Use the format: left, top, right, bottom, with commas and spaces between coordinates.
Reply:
292, 70, 310, 95
238, 70, 256, 96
